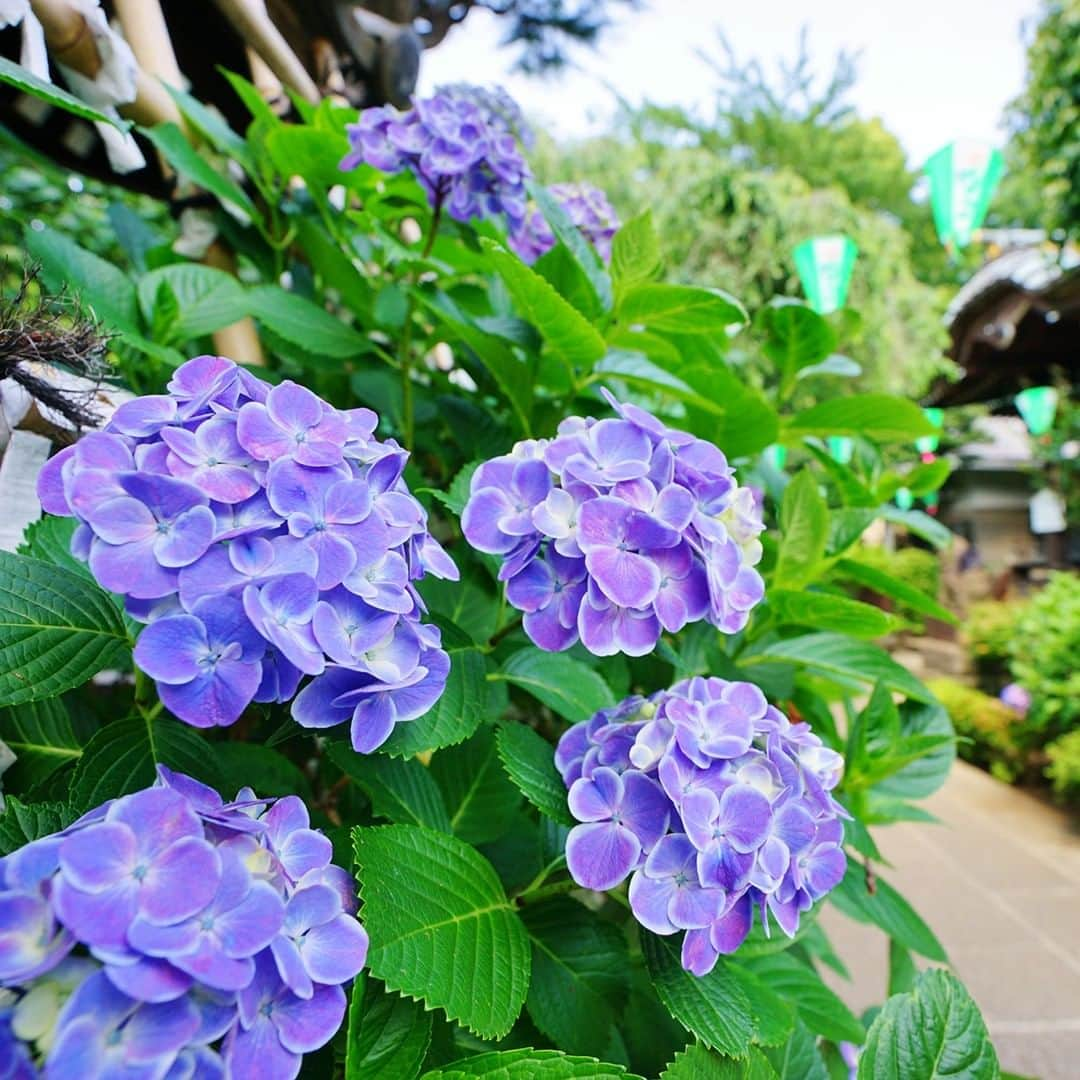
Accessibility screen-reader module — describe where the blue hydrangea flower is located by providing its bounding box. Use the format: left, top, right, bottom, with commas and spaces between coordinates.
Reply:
340, 85, 531, 231
37, 355, 457, 753
509, 182, 621, 264
461, 391, 764, 657
557, 679, 847, 975
0, 768, 367, 1078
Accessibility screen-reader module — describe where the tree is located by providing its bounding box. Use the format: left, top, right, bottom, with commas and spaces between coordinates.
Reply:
1004, 0, 1080, 237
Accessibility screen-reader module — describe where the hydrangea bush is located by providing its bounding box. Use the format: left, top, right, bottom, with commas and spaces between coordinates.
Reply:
0, 76, 999, 1080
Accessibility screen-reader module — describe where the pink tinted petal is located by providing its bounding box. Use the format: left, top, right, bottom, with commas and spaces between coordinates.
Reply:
669, 883, 725, 930
154, 505, 216, 568
710, 892, 754, 954
104, 957, 193, 1003
51, 878, 135, 949
566, 822, 640, 891
173, 940, 255, 991
612, 608, 661, 657
681, 927, 719, 976
587, 548, 661, 608
268, 381, 323, 431
90, 537, 179, 599
461, 488, 517, 553
59, 823, 135, 892
627, 872, 677, 934
273, 983, 346, 1054
299, 916, 369, 984
141, 839, 222, 925
37, 446, 75, 514
86, 496, 155, 544
719, 786, 772, 853
236, 403, 293, 461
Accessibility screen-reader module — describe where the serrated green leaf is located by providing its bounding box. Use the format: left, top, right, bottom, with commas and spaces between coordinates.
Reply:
24, 226, 139, 332
247, 285, 371, 360
786, 396, 936, 444
265, 126, 346, 191
480, 239, 607, 374
723, 964, 794, 1047
430, 728, 521, 844
345, 975, 432, 1080
763, 1020, 828, 1080
496, 724, 573, 825
0, 552, 130, 707
353, 824, 530, 1039
831, 558, 958, 625
0, 55, 129, 127
642, 933, 755, 1056
70, 717, 223, 809
141, 123, 256, 221
522, 897, 629, 1056
0, 797, 76, 856
17, 517, 91, 581
418, 566, 499, 646
661, 1045, 779, 1079
768, 590, 893, 638
741, 634, 935, 703
532, 183, 613, 313
831, 863, 947, 961
379, 647, 486, 757
874, 701, 955, 801
775, 470, 829, 589
858, 969, 999, 1079
757, 302, 835, 378
497, 651, 614, 723
329, 742, 449, 831
136, 264, 249, 340
422, 1049, 640, 1079
611, 211, 662, 296
744, 954, 863, 1043
619, 284, 747, 334
0, 698, 84, 789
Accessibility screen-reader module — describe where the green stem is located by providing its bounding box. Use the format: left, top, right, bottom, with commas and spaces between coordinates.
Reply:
515, 878, 577, 907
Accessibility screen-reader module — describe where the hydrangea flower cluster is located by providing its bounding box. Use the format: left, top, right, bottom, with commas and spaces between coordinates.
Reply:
0, 767, 367, 1079
461, 390, 765, 657
36, 355, 457, 753
556, 679, 847, 975
509, 182, 621, 264
341, 85, 531, 233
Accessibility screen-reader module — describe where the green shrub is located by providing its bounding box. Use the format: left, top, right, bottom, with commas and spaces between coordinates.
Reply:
928, 677, 1026, 783
964, 599, 1026, 675
1045, 730, 1080, 804
1009, 572, 1080, 742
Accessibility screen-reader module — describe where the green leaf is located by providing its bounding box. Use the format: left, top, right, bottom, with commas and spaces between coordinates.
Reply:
675, 364, 780, 458
214, 743, 311, 800
345, 976, 432, 1080
24, 225, 139, 332
379, 646, 486, 757
136, 264, 249, 341
247, 285, 371, 360
873, 701, 955, 802
353, 824, 530, 1039
430, 727, 521, 844
661, 1045, 779, 1079
532, 183, 613, 312
880, 507, 953, 550
889, 938, 918, 996
17, 517, 92, 581
0, 55, 130, 128
481, 239, 607, 374
418, 566, 499, 646
831, 863, 947, 961
611, 211, 663, 296
0, 698, 83, 788
0, 797, 75, 856
141, 123, 257, 221
744, 954, 864, 1043
70, 716, 223, 809
328, 742, 450, 832
786, 395, 936, 444
741, 634, 935, 703
763, 1020, 829, 1080
497, 651, 614, 723
618, 284, 747, 334
163, 84, 249, 163
642, 933, 755, 1056
768, 591, 893, 638
832, 558, 958, 625
265, 127, 346, 191
858, 969, 1000, 1079
897, 458, 952, 498
422, 1049, 640, 1078
0, 552, 130, 707
522, 897, 629, 1056
496, 723, 574, 825
723, 964, 794, 1048
757, 302, 835, 377
775, 470, 829, 589
294, 218, 373, 318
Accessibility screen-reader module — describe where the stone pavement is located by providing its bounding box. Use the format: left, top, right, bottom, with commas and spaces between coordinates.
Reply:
821, 761, 1080, 1080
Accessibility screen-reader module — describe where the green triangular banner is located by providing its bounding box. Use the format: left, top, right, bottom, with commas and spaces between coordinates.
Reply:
793, 234, 858, 314
924, 140, 1004, 250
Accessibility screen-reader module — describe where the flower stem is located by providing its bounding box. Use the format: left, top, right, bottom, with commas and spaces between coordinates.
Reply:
514, 877, 577, 907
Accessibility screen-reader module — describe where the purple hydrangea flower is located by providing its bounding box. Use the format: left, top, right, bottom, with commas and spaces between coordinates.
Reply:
999, 682, 1030, 715
509, 182, 621, 264
557, 678, 847, 976
341, 85, 531, 232
36, 355, 457, 751
462, 392, 764, 657
0, 768, 367, 1077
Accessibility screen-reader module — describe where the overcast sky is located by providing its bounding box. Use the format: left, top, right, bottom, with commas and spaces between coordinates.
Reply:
419, 0, 1040, 167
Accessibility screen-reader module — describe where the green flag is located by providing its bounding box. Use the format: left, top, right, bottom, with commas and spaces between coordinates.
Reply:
1015, 386, 1058, 436
915, 407, 944, 455
793, 234, 858, 314
924, 140, 1004, 249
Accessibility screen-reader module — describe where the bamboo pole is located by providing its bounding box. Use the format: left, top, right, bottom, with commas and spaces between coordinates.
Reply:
111, 0, 184, 89
209, 0, 320, 104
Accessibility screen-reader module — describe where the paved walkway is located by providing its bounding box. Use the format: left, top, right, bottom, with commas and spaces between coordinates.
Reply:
822, 761, 1080, 1080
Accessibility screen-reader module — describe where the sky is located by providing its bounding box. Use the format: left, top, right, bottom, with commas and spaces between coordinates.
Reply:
419, 0, 1041, 168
